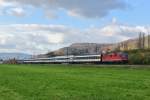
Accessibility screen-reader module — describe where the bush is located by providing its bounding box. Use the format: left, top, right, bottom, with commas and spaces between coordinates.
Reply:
128, 49, 150, 65
3, 58, 18, 64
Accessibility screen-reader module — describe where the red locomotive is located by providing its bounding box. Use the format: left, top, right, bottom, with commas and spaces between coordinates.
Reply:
102, 52, 128, 63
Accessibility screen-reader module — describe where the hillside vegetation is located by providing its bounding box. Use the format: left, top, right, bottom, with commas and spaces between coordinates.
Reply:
126, 49, 150, 64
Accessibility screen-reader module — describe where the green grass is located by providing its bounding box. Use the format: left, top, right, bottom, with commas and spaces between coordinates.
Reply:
0, 64, 150, 100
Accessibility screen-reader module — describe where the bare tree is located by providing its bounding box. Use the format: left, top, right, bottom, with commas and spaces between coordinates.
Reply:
148, 34, 150, 49
138, 32, 142, 49
142, 33, 145, 49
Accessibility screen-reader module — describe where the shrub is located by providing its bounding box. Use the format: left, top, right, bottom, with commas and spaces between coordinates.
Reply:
128, 49, 150, 64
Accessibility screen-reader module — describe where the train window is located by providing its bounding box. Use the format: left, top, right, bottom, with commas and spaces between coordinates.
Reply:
56, 58, 68, 60
72, 55, 100, 60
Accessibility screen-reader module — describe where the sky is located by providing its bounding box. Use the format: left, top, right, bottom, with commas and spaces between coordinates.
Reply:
0, 0, 150, 54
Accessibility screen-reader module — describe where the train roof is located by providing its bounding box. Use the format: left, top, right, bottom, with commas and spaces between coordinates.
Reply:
73, 55, 100, 57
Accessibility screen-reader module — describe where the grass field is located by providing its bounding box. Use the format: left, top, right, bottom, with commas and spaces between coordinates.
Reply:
0, 64, 150, 100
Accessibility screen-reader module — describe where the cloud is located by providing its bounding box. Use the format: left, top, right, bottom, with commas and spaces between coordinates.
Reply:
0, 0, 4, 5
0, 20, 149, 54
64, 19, 150, 44
6, 7, 26, 17
47, 34, 64, 43
0, 24, 71, 54
99, 23, 148, 38
0, 0, 28, 17
1, 0, 127, 18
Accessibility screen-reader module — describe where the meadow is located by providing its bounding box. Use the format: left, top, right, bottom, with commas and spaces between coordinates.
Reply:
0, 64, 150, 100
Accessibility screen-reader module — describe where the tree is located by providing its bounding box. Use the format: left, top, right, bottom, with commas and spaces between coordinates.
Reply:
142, 33, 145, 49
138, 32, 146, 49
148, 35, 150, 49
3, 58, 18, 64
138, 32, 142, 49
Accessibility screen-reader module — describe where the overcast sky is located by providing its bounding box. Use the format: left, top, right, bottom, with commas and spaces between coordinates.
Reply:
0, 0, 149, 54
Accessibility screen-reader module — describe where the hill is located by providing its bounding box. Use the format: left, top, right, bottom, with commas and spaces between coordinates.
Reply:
45, 35, 150, 57
0, 53, 31, 60
46, 43, 113, 56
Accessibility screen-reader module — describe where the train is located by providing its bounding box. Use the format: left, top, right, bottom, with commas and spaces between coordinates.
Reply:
18, 52, 128, 64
